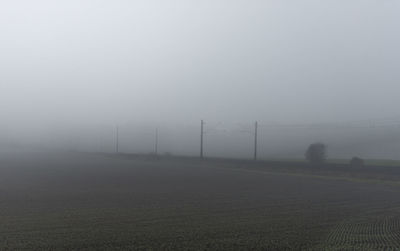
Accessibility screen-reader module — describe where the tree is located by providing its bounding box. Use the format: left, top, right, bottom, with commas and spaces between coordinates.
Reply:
350, 157, 364, 167
305, 143, 326, 164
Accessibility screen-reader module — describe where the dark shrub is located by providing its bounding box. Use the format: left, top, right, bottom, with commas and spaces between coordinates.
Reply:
350, 157, 364, 167
305, 143, 326, 164
164, 152, 173, 157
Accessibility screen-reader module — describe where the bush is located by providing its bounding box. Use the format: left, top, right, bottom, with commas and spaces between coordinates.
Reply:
350, 157, 364, 167
164, 152, 173, 157
305, 143, 326, 164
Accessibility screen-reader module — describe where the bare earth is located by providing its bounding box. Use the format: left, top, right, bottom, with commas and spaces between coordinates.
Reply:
0, 153, 400, 250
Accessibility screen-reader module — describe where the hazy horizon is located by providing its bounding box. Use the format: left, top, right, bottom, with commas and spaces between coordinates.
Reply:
1, 0, 400, 158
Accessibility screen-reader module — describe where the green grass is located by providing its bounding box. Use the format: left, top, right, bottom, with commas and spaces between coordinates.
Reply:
363, 159, 400, 167
264, 158, 400, 167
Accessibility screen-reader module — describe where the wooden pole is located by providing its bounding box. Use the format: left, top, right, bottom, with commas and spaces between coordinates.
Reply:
116, 125, 119, 153
200, 120, 204, 159
155, 127, 158, 155
254, 121, 258, 160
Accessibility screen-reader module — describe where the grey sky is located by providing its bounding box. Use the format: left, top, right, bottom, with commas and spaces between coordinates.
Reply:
1, 0, 400, 128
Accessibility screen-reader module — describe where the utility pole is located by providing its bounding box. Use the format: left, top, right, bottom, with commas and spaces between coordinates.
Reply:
116, 125, 119, 154
200, 120, 204, 159
254, 121, 258, 160
155, 127, 158, 155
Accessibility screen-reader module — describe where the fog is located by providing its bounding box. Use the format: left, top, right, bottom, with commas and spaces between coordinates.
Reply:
1, 0, 400, 159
